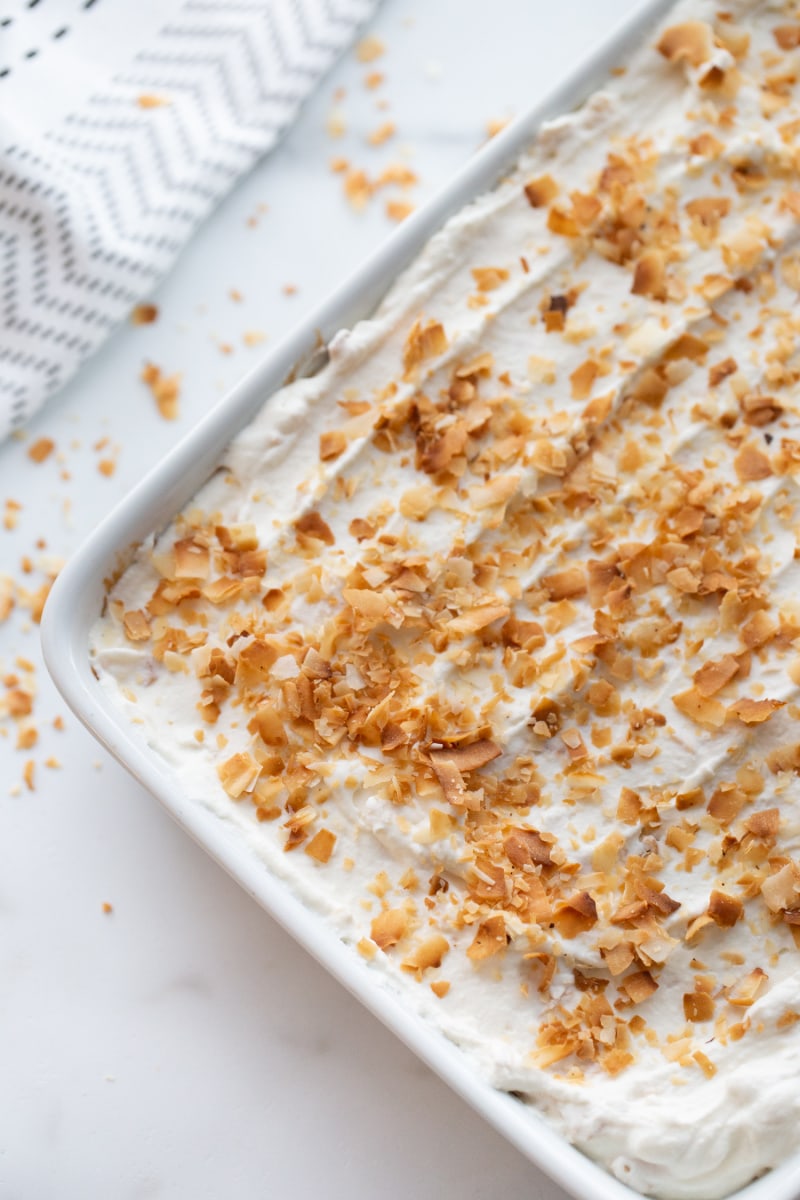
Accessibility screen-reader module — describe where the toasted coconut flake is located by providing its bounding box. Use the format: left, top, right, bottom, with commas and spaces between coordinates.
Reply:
418, 421, 468, 475
728, 968, 768, 1007
527, 355, 556, 385
548, 203, 583, 237
761, 863, 800, 912
685, 913, 715, 943
122, 610, 151, 642
603, 943, 635, 976
708, 357, 737, 387
708, 785, 746, 826
571, 191, 601, 226
502, 617, 545, 649
621, 970, 658, 1004
504, 828, 554, 869
733, 442, 772, 482
349, 518, 375, 542
320, 431, 347, 461
727, 698, 783, 725
471, 266, 509, 292
693, 1050, 717, 1078
667, 566, 700, 594
693, 655, 739, 697
617, 787, 642, 823
294, 511, 335, 545
447, 603, 510, 635
641, 886, 680, 917
198, 646, 234, 684
542, 567, 587, 601
664, 333, 709, 363
392, 568, 428, 593
429, 739, 501, 773
235, 639, 279, 686
524, 175, 559, 208
399, 484, 436, 520
708, 889, 743, 928
741, 394, 782, 427
717, 24, 749, 57
686, 196, 731, 226
455, 352, 494, 380
430, 758, 465, 806
570, 359, 599, 401
672, 687, 726, 729
560, 727, 588, 761
657, 22, 714, 67
554, 891, 598, 939
403, 318, 448, 379
301, 647, 331, 680
371, 908, 408, 951
343, 587, 389, 621
217, 752, 260, 799
216, 523, 258, 552
631, 250, 667, 301
467, 915, 507, 962
745, 808, 780, 839
249, 703, 286, 746
469, 474, 519, 510
381, 723, 407, 752
774, 24, 800, 50
401, 934, 450, 974
741, 611, 776, 650
173, 538, 210, 579
305, 829, 336, 864
690, 132, 724, 159
684, 991, 715, 1021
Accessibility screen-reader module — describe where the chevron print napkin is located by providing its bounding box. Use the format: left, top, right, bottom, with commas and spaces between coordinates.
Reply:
0, 0, 377, 440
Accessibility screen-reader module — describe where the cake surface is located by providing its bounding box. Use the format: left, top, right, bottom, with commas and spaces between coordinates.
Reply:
92, 3, 800, 1194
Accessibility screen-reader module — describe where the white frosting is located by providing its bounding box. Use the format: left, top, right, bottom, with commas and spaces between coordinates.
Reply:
91, 2, 800, 1195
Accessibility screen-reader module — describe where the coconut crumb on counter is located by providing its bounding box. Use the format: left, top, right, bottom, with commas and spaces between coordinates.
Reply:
386, 200, 414, 222
141, 363, 181, 420
485, 116, 510, 140
131, 304, 159, 326
243, 331, 268, 348
27, 438, 55, 464
367, 121, 396, 146
355, 35, 385, 63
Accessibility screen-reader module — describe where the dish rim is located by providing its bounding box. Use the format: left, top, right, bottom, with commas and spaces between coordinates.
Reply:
41, 4, 800, 1198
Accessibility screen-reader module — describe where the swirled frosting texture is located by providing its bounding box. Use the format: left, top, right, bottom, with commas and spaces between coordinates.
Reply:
92, 2, 800, 1194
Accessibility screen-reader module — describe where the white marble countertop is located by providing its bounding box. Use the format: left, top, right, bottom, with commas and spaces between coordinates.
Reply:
0, 2, 642, 1195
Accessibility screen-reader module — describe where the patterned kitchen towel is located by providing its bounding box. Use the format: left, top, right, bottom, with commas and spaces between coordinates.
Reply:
0, 0, 377, 440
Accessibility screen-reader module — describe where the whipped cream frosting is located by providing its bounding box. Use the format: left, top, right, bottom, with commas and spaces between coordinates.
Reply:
91, 2, 800, 1195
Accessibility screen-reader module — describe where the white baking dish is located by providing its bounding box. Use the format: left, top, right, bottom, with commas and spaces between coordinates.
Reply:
41, 4, 800, 1197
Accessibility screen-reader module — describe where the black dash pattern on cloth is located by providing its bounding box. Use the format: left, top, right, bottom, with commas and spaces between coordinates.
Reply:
0, 0, 377, 437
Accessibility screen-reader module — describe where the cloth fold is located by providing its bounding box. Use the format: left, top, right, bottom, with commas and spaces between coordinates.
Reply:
0, 0, 377, 440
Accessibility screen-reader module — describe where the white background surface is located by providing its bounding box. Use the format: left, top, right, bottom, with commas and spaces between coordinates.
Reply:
1, 2, 642, 1196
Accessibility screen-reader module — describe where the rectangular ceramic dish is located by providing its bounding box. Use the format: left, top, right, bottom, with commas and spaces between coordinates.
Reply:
41, 5, 800, 1197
